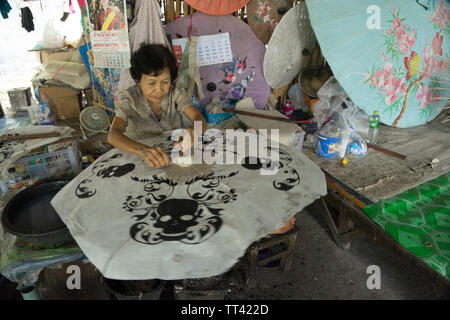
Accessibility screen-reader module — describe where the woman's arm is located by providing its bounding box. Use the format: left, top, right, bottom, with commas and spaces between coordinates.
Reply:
184, 105, 206, 134
179, 105, 207, 152
107, 117, 170, 167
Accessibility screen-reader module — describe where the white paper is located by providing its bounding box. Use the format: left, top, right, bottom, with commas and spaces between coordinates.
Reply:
172, 33, 233, 67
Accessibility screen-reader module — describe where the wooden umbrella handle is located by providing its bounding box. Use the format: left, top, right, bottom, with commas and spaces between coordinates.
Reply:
222, 108, 298, 123
367, 143, 407, 160
0, 133, 61, 141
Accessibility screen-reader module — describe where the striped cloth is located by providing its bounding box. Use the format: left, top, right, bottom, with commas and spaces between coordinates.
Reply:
118, 0, 171, 90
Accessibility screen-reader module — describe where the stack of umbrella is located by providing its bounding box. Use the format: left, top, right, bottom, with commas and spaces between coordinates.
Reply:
169, 0, 317, 110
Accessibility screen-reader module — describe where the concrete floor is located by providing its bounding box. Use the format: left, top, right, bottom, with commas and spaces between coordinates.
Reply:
1, 201, 449, 300
227, 201, 450, 299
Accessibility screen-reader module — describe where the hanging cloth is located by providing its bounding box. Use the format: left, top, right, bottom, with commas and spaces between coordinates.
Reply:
20, 7, 34, 32
187, 36, 204, 99
0, 0, 12, 19
118, 0, 171, 90
61, 0, 76, 21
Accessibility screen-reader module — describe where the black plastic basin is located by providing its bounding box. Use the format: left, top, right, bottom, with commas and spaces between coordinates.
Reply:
1, 179, 72, 245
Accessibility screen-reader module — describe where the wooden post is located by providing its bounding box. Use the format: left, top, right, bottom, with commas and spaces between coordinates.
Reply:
283, 232, 297, 272
246, 244, 259, 288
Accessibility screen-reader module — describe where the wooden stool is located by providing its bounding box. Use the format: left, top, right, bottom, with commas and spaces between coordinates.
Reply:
245, 225, 298, 287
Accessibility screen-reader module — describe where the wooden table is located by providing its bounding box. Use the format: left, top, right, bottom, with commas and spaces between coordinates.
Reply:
302, 113, 450, 285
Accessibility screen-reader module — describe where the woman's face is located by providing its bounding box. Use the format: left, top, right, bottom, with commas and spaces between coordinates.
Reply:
100, 0, 109, 8
138, 68, 171, 105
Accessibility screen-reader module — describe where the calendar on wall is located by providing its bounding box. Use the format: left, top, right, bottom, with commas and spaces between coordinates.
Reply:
172, 32, 233, 68
197, 32, 233, 67
86, 0, 131, 69
90, 30, 131, 69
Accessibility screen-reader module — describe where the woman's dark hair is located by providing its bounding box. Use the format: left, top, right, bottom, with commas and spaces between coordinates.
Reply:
129, 44, 178, 83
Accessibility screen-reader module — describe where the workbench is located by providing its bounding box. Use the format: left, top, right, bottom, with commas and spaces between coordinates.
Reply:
302, 112, 450, 285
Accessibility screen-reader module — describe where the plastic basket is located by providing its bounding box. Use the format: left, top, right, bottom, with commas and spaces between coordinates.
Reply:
14, 140, 81, 183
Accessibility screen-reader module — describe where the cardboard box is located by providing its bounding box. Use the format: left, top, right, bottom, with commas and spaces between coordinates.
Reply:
38, 86, 80, 120
39, 49, 75, 67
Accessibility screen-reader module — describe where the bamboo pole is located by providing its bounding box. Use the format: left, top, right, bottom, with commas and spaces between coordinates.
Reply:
0, 133, 61, 141
312, 41, 320, 67
240, 7, 246, 19
435, 74, 450, 81
176, 0, 181, 17
165, 0, 175, 22
183, 1, 189, 16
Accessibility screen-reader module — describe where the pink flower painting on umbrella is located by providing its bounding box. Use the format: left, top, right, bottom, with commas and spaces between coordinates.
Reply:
429, 0, 449, 30
365, 0, 449, 127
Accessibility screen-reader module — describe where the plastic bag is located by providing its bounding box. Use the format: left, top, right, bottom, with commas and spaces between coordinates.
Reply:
313, 76, 370, 149
343, 107, 369, 138
288, 83, 308, 112
313, 77, 348, 128
28, 101, 55, 125
314, 113, 350, 159
347, 132, 368, 157
42, 20, 64, 49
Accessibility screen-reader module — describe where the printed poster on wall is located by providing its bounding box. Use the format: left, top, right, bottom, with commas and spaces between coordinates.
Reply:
86, 0, 131, 68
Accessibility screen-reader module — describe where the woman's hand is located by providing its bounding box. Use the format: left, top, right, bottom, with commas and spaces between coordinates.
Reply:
176, 128, 198, 154
138, 146, 170, 168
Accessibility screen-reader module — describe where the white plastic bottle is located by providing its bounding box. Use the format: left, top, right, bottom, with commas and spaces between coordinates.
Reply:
368, 111, 380, 144
7, 167, 24, 191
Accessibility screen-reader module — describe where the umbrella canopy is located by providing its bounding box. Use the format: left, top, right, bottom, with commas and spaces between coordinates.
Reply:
306, 0, 450, 128
51, 131, 327, 280
263, 2, 317, 89
247, 0, 293, 44
184, 0, 250, 16
166, 12, 270, 109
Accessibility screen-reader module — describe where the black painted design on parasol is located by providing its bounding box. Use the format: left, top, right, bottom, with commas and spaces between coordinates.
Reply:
75, 153, 136, 199
240, 147, 300, 191
0, 134, 26, 164
75, 178, 97, 198
125, 171, 238, 245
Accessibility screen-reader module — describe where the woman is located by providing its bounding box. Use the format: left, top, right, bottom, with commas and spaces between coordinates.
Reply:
93, 0, 126, 31
108, 44, 206, 168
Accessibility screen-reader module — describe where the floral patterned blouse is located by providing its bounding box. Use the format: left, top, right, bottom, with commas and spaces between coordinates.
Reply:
115, 85, 193, 140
